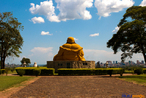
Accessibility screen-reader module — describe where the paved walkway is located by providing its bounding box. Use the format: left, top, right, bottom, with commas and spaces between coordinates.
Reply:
8, 75, 146, 98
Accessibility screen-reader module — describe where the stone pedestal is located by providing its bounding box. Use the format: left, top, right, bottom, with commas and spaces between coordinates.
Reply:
47, 61, 95, 72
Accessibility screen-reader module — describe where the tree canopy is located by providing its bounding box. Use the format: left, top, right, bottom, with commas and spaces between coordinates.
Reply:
0, 12, 24, 69
20, 57, 31, 66
107, 6, 146, 63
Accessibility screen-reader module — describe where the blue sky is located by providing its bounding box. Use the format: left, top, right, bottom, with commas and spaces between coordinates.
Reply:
0, 0, 146, 64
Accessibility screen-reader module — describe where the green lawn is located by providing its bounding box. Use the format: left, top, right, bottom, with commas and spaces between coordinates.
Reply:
118, 74, 146, 85
0, 76, 33, 91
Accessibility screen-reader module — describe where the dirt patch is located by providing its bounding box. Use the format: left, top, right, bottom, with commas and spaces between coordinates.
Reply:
9, 75, 146, 98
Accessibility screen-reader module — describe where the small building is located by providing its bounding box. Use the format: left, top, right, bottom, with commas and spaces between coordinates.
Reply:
47, 61, 95, 72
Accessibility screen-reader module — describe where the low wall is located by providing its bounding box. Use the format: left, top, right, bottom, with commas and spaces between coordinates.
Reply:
47, 61, 95, 72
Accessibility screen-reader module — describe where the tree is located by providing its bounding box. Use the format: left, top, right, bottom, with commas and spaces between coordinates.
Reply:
0, 12, 24, 69
107, 6, 146, 64
20, 57, 31, 66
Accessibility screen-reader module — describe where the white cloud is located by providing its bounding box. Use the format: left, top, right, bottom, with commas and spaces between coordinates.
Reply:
41, 31, 53, 35
29, 0, 93, 22
29, 0, 54, 15
74, 38, 78, 41
29, 47, 54, 64
112, 26, 119, 33
48, 15, 60, 22
31, 47, 53, 53
140, 0, 146, 6
31, 17, 45, 24
94, 0, 134, 18
56, 0, 93, 21
29, 0, 60, 22
89, 33, 99, 37
84, 49, 144, 63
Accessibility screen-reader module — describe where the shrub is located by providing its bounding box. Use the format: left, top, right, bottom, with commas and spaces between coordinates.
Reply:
15, 67, 54, 76
33, 69, 41, 77
94, 69, 107, 75
17, 69, 25, 76
134, 68, 143, 75
107, 69, 113, 77
58, 68, 94, 75
0, 69, 5, 74
1, 69, 5, 74
0, 69, 2, 74
5, 68, 10, 76
40, 69, 54, 75
10, 67, 15, 73
143, 68, 146, 74
119, 69, 124, 76
58, 68, 124, 76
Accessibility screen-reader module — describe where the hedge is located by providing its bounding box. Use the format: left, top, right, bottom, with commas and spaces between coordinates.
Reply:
58, 68, 124, 76
58, 68, 95, 75
15, 67, 145, 76
15, 67, 54, 76
0, 69, 5, 74
143, 68, 146, 74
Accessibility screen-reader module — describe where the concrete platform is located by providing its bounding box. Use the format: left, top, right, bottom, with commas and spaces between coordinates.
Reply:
47, 61, 95, 72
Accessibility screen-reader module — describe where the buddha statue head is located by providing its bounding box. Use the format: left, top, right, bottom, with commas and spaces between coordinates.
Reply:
66, 37, 76, 44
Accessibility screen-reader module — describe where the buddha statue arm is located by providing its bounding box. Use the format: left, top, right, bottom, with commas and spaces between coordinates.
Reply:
53, 47, 64, 61
78, 49, 85, 61
57, 47, 64, 56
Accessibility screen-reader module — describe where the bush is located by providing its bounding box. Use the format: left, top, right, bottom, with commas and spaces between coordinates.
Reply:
33, 69, 41, 76
134, 68, 143, 75
58, 68, 124, 76
0, 69, 2, 74
10, 67, 15, 73
15, 67, 54, 76
119, 69, 124, 76
58, 68, 94, 75
143, 68, 146, 74
40, 69, 54, 75
1, 69, 5, 74
17, 69, 25, 76
107, 69, 113, 77
5, 68, 10, 76
94, 69, 107, 75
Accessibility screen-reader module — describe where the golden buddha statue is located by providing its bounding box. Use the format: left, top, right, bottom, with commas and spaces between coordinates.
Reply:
53, 37, 85, 61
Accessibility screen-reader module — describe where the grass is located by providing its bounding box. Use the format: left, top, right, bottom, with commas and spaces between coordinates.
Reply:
118, 74, 146, 85
0, 76, 33, 91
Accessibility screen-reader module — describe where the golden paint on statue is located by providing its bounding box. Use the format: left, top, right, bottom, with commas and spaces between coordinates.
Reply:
53, 37, 85, 61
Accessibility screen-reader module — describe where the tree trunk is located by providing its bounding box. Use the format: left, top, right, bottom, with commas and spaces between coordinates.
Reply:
1, 56, 5, 69
1, 58, 5, 69
141, 45, 146, 64
1, 55, 3, 69
1, 41, 5, 69
143, 53, 146, 65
